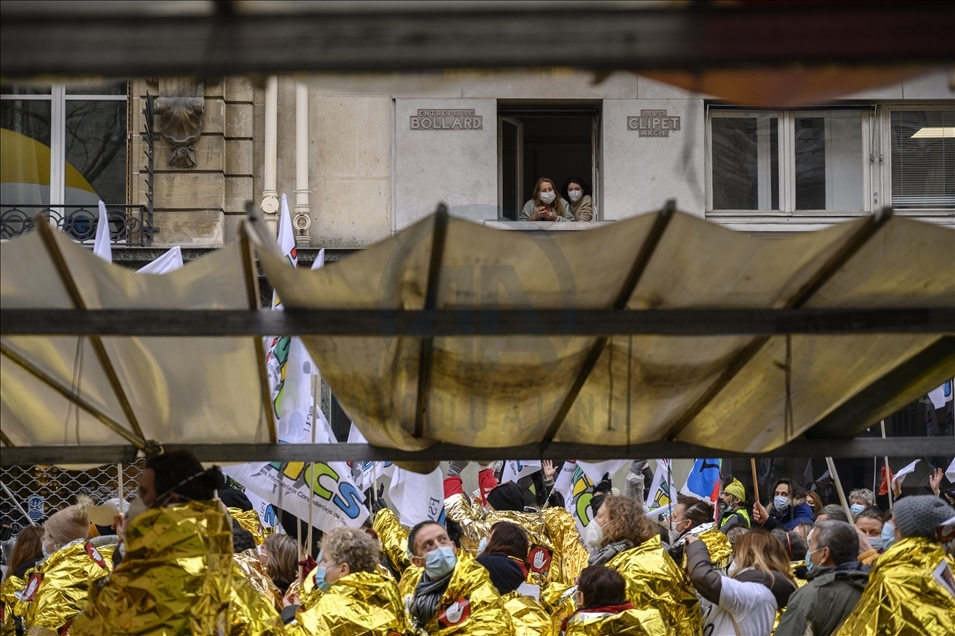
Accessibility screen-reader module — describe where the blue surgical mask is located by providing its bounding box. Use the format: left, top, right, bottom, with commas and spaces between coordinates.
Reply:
424, 545, 457, 579
41, 542, 52, 558
477, 537, 488, 556
881, 523, 896, 552
313, 565, 332, 592
850, 504, 865, 516
804, 547, 824, 574
774, 496, 790, 512
867, 535, 883, 552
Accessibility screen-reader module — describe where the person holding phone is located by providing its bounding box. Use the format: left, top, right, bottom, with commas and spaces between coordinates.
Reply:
520, 177, 574, 222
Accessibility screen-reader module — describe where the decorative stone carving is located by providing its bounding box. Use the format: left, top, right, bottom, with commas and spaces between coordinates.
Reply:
156, 78, 204, 169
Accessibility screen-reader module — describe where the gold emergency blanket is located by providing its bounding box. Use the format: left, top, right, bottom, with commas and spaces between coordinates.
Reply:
0, 573, 25, 636
287, 570, 409, 636
230, 508, 267, 545
695, 528, 732, 570
398, 553, 513, 635
23, 535, 116, 633
234, 550, 284, 611
833, 536, 955, 636
563, 607, 668, 636
501, 591, 555, 636
373, 508, 412, 576
70, 500, 234, 636
228, 562, 286, 636
444, 494, 586, 585
606, 535, 702, 636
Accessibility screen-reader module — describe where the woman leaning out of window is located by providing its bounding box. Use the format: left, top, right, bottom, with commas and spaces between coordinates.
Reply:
520, 177, 574, 222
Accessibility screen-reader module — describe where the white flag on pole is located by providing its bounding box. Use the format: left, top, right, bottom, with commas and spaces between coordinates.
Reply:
500, 460, 542, 484
93, 201, 112, 263
553, 461, 596, 537
389, 466, 445, 528
946, 457, 955, 484
644, 459, 672, 512
137, 246, 183, 274
891, 459, 920, 487
928, 380, 953, 410
577, 460, 628, 487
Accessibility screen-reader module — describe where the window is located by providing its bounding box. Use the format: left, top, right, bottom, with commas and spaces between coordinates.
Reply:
889, 109, 954, 209
1, 83, 128, 209
708, 109, 869, 215
498, 107, 599, 220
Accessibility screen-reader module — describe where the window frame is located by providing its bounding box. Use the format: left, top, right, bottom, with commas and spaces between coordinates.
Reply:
880, 102, 955, 218
1, 82, 129, 207
706, 106, 874, 222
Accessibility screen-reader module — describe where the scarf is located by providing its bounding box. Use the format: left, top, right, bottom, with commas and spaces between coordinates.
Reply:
588, 539, 634, 567
409, 571, 453, 627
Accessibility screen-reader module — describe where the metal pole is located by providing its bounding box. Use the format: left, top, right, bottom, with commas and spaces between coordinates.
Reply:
117, 462, 123, 512
881, 419, 893, 512
825, 457, 853, 521
306, 370, 318, 561
0, 479, 36, 526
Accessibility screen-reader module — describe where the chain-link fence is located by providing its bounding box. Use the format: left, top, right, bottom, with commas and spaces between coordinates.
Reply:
1, 460, 144, 542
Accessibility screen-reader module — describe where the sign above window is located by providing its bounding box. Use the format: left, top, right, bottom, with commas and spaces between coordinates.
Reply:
628, 110, 681, 137
410, 109, 483, 130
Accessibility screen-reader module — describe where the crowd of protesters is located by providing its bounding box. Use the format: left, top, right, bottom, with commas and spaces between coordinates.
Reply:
1, 451, 953, 635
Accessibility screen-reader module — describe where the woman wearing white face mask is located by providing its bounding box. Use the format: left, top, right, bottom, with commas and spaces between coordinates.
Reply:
519, 177, 574, 222
575, 495, 702, 635
562, 176, 593, 222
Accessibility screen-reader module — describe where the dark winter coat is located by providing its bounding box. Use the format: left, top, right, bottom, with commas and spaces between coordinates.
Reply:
774, 560, 870, 636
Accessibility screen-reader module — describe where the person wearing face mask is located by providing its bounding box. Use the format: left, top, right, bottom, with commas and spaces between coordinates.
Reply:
774, 521, 869, 636
665, 495, 731, 571
718, 479, 752, 533
831, 495, 955, 636
519, 178, 574, 222
20, 496, 119, 636
575, 495, 700, 635
398, 520, 511, 635
562, 176, 593, 222
686, 531, 796, 636
285, 527, 408, 636
847, 489, 874, 518
753, 479, 816, 531
853, 507, 886, 565
70, 450, 238, 636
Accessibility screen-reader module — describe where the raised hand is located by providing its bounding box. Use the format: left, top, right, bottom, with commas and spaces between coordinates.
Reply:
929, 467, 944, 496
753, 500, 769, 525
542, 460, 557, 483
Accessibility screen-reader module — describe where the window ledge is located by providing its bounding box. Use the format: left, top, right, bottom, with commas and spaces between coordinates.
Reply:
484, 220, 616, 231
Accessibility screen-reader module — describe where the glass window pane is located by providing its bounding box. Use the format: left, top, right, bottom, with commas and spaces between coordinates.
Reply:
66, 81, 128, 96
64, 99, 127, 206
1, 98, 52, 208
1, 86, 51, 95
711, 115, 778, 210
891, 110, 955, 209
795, 113, 863, 211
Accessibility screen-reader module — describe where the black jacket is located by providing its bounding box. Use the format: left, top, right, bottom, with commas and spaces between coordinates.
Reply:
774, 560, 870, 636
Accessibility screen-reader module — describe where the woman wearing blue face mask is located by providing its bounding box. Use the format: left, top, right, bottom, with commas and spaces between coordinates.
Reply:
854, 507, 886, 566
399, 520, 511, 634
754, 479, 816, 532
848, 488, 875, 518
285, 526, 409, 635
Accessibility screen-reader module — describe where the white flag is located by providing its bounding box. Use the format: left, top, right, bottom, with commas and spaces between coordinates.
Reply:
928, 380, 953, 410
552, 461, 595, 538
93, 200, 112, 263
644, 459, 672, 512
891, 459, 920, 486
137, 246, 183, 274
389, 466, 445, 528
577, 460, 628, 487
947, 457, 955, 484
500, 460, 542, 484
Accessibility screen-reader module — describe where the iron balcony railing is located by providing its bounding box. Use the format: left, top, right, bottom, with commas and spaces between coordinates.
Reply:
0, 203, 157, 247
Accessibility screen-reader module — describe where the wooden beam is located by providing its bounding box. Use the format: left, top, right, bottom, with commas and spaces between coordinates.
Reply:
806, 336, 955, 439
239, 225, 277, 444
2, 307, 952, 337
36, 219, 147, 441
663, 208, 895, 441
2, 437, 947, 466
541, 201, 674, 445
414, 205, 449, 438
2, 3, 953, 77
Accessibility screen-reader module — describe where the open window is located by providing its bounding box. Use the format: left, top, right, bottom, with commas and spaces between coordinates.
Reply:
498, 107, 599, 220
